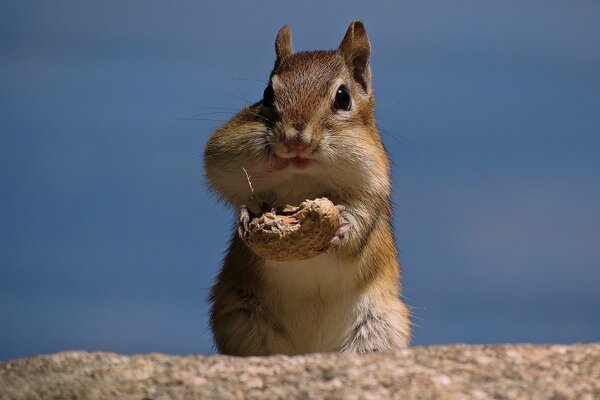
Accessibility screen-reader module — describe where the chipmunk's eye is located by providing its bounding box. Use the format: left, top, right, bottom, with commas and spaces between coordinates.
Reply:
263, 85, 274, 107
333, 85, 351, 111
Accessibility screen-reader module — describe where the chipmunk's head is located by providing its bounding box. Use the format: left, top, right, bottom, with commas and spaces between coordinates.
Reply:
205, 21, 390, 207
262, 21, 378, 171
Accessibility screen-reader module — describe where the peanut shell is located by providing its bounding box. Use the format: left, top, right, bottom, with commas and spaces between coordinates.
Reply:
245, 197, 340, 261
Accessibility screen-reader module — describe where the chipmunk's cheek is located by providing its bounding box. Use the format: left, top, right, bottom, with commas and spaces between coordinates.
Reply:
270, 155, 290, 170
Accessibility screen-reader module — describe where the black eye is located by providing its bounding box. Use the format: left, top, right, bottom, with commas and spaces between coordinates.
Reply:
263, 85, 274, 107
333, 84, 351, 111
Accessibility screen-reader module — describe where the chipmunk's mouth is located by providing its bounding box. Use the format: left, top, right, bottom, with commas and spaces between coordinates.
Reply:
270, 155, 312, 170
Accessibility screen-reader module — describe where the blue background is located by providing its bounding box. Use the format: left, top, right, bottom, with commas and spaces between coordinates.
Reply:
1, 1, 599, 361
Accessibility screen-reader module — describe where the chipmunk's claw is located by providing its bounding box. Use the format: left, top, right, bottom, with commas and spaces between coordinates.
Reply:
329, 214, 353, 246
238, 205, 251, 241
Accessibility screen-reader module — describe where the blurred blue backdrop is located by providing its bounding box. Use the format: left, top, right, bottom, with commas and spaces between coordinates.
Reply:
1, 1, 599, 361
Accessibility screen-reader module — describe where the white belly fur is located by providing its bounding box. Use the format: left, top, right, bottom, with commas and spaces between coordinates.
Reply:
261, 252, 364, 354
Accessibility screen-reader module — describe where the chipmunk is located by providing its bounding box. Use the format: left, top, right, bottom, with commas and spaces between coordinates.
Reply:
204, 21, 410, 356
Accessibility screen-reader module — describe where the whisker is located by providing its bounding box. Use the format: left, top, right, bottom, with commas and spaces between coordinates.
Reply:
245, 109, 274, 125
378, 126, 418, 149
190, 104, 275, 125
192, 106, 243, 111
230, 74, 251, 107
231, 77, 269, 87
182, 111, 236, 120
184, 118, 230, 123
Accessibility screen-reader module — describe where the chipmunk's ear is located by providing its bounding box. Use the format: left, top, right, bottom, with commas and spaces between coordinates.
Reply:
339, 20, 371, 93
275, 25, 294, 60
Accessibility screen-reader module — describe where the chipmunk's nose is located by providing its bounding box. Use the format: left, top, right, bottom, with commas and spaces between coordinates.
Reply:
286, 139, 309, 154
282, 123, 312, 154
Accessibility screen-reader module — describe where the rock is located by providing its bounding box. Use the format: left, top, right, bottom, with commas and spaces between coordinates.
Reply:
1, 344, 599, 399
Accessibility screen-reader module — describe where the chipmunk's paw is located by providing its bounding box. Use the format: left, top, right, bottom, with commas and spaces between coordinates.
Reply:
329, 211, 353, 246
237, 205, 252, 241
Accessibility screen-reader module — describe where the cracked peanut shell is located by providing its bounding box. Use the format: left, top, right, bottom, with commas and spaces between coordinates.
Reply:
246, 197, 340, 261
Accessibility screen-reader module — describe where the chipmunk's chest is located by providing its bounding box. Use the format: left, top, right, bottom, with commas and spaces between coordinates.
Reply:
262, 252, 353, 292
261, 253, 362, 353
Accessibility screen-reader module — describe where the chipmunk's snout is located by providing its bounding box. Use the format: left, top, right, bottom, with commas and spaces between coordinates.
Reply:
286, 139, 309, 155
275, 124, 315, 157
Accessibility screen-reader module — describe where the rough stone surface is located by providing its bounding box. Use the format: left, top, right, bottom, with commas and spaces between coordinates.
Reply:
1, 344, 598, 400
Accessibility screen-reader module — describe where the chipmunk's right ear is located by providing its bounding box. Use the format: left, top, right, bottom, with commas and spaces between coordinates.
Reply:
339, 20, 371, 94
275, 25, 294, 60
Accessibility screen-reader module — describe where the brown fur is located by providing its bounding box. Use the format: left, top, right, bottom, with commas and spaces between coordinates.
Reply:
204, 21, 410, 356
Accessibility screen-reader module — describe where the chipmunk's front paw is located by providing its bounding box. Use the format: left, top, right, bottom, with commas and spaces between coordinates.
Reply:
329, 206, 353, 246
237, 205, 253, 241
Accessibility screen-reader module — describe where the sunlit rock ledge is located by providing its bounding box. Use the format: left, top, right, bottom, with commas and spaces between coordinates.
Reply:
1, 343, 599, 399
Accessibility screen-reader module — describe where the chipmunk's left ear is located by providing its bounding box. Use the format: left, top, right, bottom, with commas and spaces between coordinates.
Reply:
339, 20, 371, 93
275, 25, 294, 59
